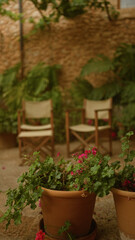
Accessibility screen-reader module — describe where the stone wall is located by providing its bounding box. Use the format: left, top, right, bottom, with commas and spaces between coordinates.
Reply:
0, 0, 135, 88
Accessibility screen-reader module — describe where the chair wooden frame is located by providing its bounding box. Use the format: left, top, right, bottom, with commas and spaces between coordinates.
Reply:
18, 99, 54, 158
65, 98, 112, 157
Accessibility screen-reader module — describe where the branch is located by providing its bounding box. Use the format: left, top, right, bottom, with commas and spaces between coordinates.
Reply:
103, 0, 112, 21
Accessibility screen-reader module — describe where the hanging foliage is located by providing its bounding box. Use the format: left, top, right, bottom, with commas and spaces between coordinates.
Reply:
27, 0, 119, 35
0, 0, 20, 20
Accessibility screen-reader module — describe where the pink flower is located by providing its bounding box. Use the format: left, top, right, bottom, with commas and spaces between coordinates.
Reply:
56, 152, 60, 157
71, 171, 74, 176
35, 230, 45, 240
78, 153, 87, 159
85, 150, 91, 154
92, 147, 97, 155
78, 160, 83, 163
76, 168, 83, 174
88, 119, 93, 125
122, 179, 131, 187
72, 152, 78, 157
103, 118, 108, 122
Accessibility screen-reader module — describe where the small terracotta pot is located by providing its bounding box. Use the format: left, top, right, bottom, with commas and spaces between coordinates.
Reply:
111, 188, 135, 240
40, 188, 96, 239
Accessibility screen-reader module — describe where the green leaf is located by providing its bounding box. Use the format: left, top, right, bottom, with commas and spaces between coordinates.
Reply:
80, 55, 113, 77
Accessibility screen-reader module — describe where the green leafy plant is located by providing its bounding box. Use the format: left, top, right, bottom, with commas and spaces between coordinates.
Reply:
112, 131, 135, 192
0, 62, 65, 142
70, 43, 135, 136
58, 221, 75, 240
0, 146, 117, 228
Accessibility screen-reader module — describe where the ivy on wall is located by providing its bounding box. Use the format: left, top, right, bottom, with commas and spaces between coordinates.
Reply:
27, 0, 119, 34
0, 0, 20, 20
0, 0, 119, 33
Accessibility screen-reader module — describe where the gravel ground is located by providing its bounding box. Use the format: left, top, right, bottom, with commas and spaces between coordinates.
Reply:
0, 140, 127, 240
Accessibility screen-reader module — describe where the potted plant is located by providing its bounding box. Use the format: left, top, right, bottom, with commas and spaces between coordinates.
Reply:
111, 131, 135, 240
0, 147, 116, 240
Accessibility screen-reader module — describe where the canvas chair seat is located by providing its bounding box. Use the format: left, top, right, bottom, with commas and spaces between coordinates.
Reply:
20, 123, 51, 131
17, 99, 54, 159
18, 130, 52, 138
70, 124, 111, 132
66, 98, 112, 157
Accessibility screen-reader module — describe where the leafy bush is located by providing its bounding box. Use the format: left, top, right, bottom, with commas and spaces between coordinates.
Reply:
113, 131, 135, 191
70, 43, 135, 136
0, 63, 65, 143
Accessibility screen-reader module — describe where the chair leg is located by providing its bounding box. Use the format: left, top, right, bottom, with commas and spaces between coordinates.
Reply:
109, 129, 112, 155
95, 130, 99, 150
51, 136, 54, 156
66, 128, 70, 158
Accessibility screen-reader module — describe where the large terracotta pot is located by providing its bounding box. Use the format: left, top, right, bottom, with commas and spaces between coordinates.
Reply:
111, 188, 135, 240
40, 188, 96, 239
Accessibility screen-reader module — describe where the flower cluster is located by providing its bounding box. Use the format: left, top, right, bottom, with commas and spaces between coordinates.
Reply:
66, 147, 116, 196
122, 178, 135, 190
35, 230, 45, 240
113, 131, 135, 192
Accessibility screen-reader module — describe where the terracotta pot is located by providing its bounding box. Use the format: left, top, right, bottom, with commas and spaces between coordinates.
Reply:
40, 188, 96, 239
111, 188, 135, 240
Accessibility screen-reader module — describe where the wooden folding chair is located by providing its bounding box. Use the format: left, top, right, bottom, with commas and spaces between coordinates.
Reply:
66, 98, 112, 157
18, 99, 54, 158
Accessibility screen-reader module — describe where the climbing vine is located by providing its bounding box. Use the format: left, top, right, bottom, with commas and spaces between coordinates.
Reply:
27, 0, 119, 34
0, 0, 119, 36
0, 0, 19, 20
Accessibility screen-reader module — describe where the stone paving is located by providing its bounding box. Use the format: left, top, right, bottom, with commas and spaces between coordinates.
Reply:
0, 140, 124, 240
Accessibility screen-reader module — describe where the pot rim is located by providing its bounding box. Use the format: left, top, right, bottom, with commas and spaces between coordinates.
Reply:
111, 187, 135, 198
41, 187, 95, 198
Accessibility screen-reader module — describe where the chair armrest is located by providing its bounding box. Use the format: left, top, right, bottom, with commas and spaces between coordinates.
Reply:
94, 109, 112, 128
95, 108, 112, 112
